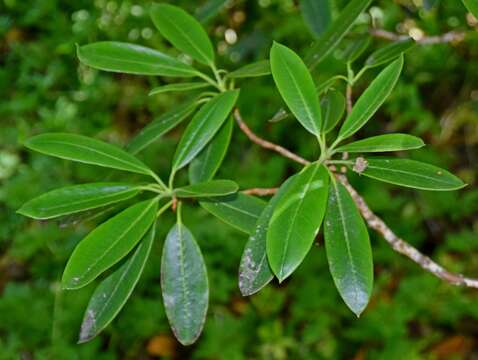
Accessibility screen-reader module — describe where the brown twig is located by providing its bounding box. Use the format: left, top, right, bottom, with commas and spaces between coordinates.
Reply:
234, 108, 478, 289
242, 188, 279, 196
346, 84, 353, 115
370, 29, 466, 45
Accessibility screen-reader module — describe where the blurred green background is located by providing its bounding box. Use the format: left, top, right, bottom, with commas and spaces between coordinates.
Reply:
1, 0, 478, 359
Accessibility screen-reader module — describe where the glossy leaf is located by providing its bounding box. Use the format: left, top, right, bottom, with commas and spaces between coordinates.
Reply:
127, 99, 198, 155
189, 118, 233, 184
161, 224, 208, 346
77, 42, 196, 77
338, 56, 403, 140
239, 177, 294, 296
78, 225, 155, 343
175, 180, 238, 198
321, 90, 346, 133
267, 164, 329, 282
270, 42, 322, 136
227, 60, 271, 79
172, 90, 239, 171
150, 3, 214, 66
300, 0, 332, 38
358, 158, 466, 191
306, 0, 373, 68
324, 181, 373, 316
463, 0, 478, 19
341, 36, 371, 63
200, 194, 266, 234
18, 183, 140, 220
365, 38, 415, 68
62, 198, 158, 289
149, 82, 210, 96
336, 134, 425, 153
25, 133, 154, 176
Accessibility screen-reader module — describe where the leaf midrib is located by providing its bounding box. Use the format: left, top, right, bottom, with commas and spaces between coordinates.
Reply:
366, 163, 456, 186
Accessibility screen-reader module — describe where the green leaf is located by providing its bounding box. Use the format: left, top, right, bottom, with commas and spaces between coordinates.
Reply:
358, 157, 466, 191
18, 183, 140, 220
77, 42, 197, 77
270, 42, 322, 136
336, 134, 425, 153
127, 99, 198, 155
321, 90, 346, 133
200, 193, 266, 234
306, 0, 373, 69
175, 180, 238, 198
189, 118, 233, 184
239, 177, 294, 296
226, 60, 271, 79
161, 223, 208, 346
62, 198, 158, 289
365, 38, 415, 68
324, 181, 373, 316
150, 3, 215, 66
267, 164, 329, 282
300, 0, 332, 38
462, 0, 478, 19
340, 36, 371, 63
172, 90, 239, 171
196, 0, 229, 23
78, 225, 155, 343
338, 56, 403, 140
25, 133, 154, 176
149, 82, 210, 96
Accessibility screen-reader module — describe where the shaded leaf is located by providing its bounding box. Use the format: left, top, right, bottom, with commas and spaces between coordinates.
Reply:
324, 181, 373, 316
78, 225, 155, 343
340, 36, 371, 63
189, 118, 233, 184
149, 82, 210, 96
127, 99, 199, 155
336, 134, 425, 153
150, 3, 215, 65
306, 0, 373, 69
196, 0, 230, 23
270, 42, 322, 136
365, 38, 415, 68
358, 157, 465, 191
25, 133, 154, 176
18, 183, 140, 220
77, 42, 197, 77
267, 164, 329, 282
338, 56, 403, 140
175, 180, 238, 198
172, 90, 239, 171
239, 177, 294, 296
300, 0, 332, 38
62, 198, 158, 289
200, 193, 266, 234
161, 224, 208, 346
321, 89, 346, 133
227, 60, 271, 79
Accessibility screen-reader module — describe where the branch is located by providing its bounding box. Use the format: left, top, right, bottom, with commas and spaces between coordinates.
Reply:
370, 28, 466, 45
235, 108, 478, 288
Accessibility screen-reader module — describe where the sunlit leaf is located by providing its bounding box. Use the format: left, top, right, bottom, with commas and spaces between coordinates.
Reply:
270, 42, 322, 136
77, 42, 197, 77
149, 82, 210, 96
336, 134, 425, 153
324, 181, 373, 316
18, 183, 140, 220
227, 60, 271, 79
161, 223, 208, 345
338, 56, 403, 140
175, 180, 238, 198
365, 38, 415, 68
62, 198, 158, 289
267, 164, 329, 282
150, 3, 215, 65
462, 0, 478, 19
358, 157, 466, 191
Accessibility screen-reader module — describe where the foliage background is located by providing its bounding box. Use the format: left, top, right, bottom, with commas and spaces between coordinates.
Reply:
1, 0, 478, 358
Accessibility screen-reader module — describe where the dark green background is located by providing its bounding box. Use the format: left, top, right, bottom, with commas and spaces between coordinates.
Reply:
1, 0, 478, 358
